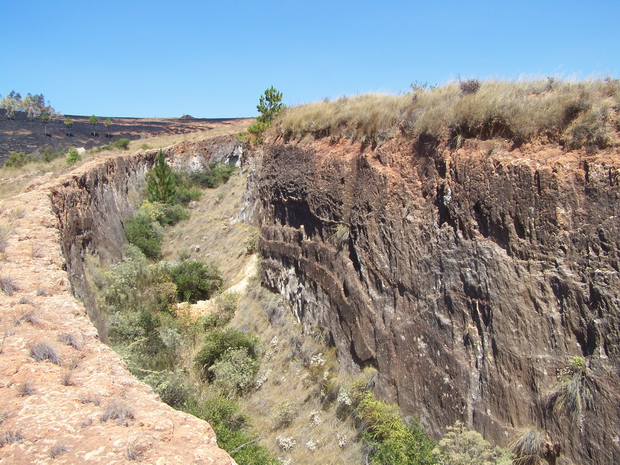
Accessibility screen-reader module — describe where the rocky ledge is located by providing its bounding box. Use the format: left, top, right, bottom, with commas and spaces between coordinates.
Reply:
0, 147, 236, 463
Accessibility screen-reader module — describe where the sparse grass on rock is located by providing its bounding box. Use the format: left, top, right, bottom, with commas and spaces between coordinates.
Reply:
29, 341, 61, 365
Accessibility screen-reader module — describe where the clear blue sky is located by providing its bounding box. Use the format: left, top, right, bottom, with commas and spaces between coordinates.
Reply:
1, 1, 618, 118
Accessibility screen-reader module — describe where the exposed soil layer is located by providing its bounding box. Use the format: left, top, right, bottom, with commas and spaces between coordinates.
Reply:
0, 108, 251, 163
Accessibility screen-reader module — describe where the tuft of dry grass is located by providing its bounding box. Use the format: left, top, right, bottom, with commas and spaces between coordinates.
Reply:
511, 428, 547, 465
100, 400, 135, 425
57, 332, 83, 350
29, 342, 61, 365
60, 371, 75, 387
273, 78, 620, 151
0, 430, 24, 447
125, 435, 149, 462
0, 275, 18, 296
50, 442, 69, 458
17, 381, 34, 397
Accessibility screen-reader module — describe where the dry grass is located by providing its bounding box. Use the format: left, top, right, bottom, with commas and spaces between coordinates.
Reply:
100, 400, 135, 424
161, 171, 257, 286
57, 332, 83, 350
127, 122, 251, 153
17, 381, 35, 396
511, 428, 546, 465
273, 78, 620, 150
125, 435, 149, 462
49, 442, 69, 459
0, 275, 18, 296
0, 430, 24, 447
29, 342, 61, 365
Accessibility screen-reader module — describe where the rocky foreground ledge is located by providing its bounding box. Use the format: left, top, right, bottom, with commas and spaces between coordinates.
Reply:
0, 158, 235, 463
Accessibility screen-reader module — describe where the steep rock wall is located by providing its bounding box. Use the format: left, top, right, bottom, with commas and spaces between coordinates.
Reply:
256, 137, 620, 464
52, 136, 243, 339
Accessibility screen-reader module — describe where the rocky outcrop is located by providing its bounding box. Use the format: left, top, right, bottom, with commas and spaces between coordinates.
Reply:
0, 138, 241, 464
256, 137, 620, 464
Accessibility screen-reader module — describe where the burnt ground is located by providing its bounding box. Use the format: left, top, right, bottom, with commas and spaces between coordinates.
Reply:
0, 108, 252, 164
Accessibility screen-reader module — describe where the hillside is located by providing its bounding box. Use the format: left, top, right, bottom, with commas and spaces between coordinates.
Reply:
0, 80, 619, 464
0, 108, 251, 164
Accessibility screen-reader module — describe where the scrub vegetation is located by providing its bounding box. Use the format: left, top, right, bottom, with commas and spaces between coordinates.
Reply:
272, 77, 620, 151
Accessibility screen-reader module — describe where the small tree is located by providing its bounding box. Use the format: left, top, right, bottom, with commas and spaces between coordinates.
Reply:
41, 112, 50, 136
89, 115, 98, 136
104, 118, 112, 138
146, 150, 177, 204
244, 86, 284, 144
64, 117, 73, 136
256, 86, 283, 125
66, 147, 81, 165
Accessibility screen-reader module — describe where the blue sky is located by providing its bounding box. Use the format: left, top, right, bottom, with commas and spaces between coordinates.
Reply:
1, 1, 618, 118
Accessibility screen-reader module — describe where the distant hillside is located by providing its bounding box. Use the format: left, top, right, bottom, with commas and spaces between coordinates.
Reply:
0, 109, 248, 163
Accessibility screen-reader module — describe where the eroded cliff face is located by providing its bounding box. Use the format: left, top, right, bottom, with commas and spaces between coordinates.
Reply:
256, 137, 620, 464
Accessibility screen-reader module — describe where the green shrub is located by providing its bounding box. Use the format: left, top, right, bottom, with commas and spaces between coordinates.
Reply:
194, 328, 259, 380
175, 186, 203, 206
124, 214, 163, 260
112, 138, 130, 150
142, 370, 194, 410
4, 151, 30, 169
433, 421, 513, 464
211, 347, 259, 397
188, 162, 236, 188
357, 391, 436, 465
147, 150, 177, 204
169, 260, 222, 303
188, 396, 278, 465
42, 146, 63, 163
135, 201, 189, 227
66, 147, 81, 165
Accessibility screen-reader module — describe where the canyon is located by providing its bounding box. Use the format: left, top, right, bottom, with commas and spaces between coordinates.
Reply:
0, 128, 618, 464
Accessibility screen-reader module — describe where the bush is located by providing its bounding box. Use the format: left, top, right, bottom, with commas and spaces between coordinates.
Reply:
124, 214, 163, 260
3, 151, 30, 169
169, 260, 222, 303
194, 328, 259, 380
143, 370, 194, 410
357, 391, 436, 465
175, 186, 203, 206
188, 162, 236, 189
139, 201, 190, 227
66, 147, 81, 165
433, 421, 513, 464
42, 146, 63, 163
113, 138, 130, 150
211, 347, 259, 397
551, 355, 593, 422
188, 396, 278, 465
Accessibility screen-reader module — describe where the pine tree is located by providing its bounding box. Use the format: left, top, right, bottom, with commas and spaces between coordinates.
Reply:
89, 115, 98, 136
146, 150, 177, 204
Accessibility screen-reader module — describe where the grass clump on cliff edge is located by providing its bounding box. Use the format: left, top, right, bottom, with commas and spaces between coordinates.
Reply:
272, 77, 620, 150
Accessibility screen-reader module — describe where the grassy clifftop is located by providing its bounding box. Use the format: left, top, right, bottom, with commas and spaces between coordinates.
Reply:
272, 78, 620, 151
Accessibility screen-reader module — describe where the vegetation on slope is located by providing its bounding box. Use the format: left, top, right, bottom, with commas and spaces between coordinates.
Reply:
272, 78, 620, 151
